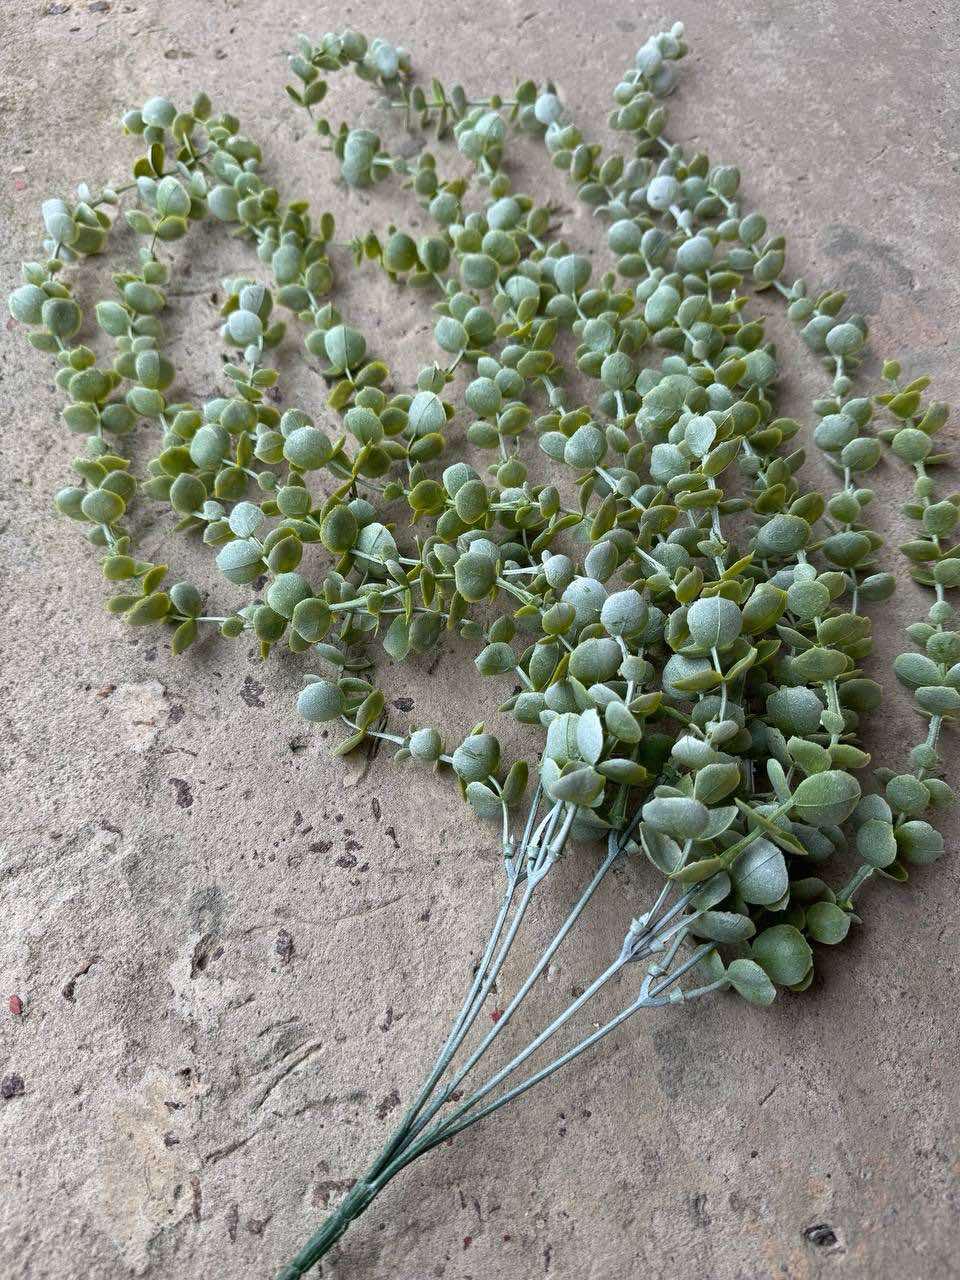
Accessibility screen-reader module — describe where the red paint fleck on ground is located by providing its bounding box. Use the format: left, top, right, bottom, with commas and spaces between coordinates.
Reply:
9, 996, 23, 1017
490, 1008, 503, 1023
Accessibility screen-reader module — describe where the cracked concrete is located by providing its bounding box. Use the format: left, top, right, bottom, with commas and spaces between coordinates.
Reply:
1, 2, 959, 1278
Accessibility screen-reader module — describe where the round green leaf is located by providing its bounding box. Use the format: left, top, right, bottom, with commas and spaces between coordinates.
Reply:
791, 770, 861, 828
805, 902, 850, 945
726, 958, 776, 1006
642, 796, 710, 840
752, 924, 813, 986
298, 679, 343, 723
452, 733, 500, 783
731, 840, 788, 905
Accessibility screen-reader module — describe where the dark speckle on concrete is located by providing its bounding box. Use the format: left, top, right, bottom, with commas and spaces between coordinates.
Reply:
275, 930, 294, 965
1, 1073, 25, 1100
169, 778, 194, 809
240, 675, 266, 708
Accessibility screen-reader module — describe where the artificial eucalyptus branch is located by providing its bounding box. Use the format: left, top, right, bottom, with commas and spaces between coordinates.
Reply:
9, 19, 955, 1277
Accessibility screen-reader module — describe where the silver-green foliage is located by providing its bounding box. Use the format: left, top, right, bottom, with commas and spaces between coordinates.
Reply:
12, 16, 954, 997
9, 20, 956, 1274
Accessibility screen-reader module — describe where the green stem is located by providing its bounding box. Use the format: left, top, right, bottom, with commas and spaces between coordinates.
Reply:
404, 832, 625, 1142
276, 856, 707, 1278
373, 867, 521, 1169
381, 791, 555, 1161
276, 1179, 380, 1280
367, 942, 716, 1188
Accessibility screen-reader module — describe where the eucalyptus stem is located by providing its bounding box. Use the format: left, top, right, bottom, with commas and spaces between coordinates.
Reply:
405, 831, 625, 1141
381, 786, 551, 1154
374, 867, 520, 1165
9, 16, 955, 1280
276, 858, 708, 1277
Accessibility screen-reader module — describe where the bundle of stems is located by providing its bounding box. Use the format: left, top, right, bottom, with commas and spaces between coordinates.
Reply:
279, 784, 724, 1277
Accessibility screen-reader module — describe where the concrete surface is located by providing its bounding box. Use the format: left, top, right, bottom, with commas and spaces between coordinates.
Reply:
2, 2, 959, 1278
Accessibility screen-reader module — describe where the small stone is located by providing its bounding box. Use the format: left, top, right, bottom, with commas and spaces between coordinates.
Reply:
803, 1223, 840, 1249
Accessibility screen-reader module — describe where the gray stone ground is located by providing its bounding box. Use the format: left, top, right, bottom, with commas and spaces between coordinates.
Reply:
1, 1, 959, 1277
